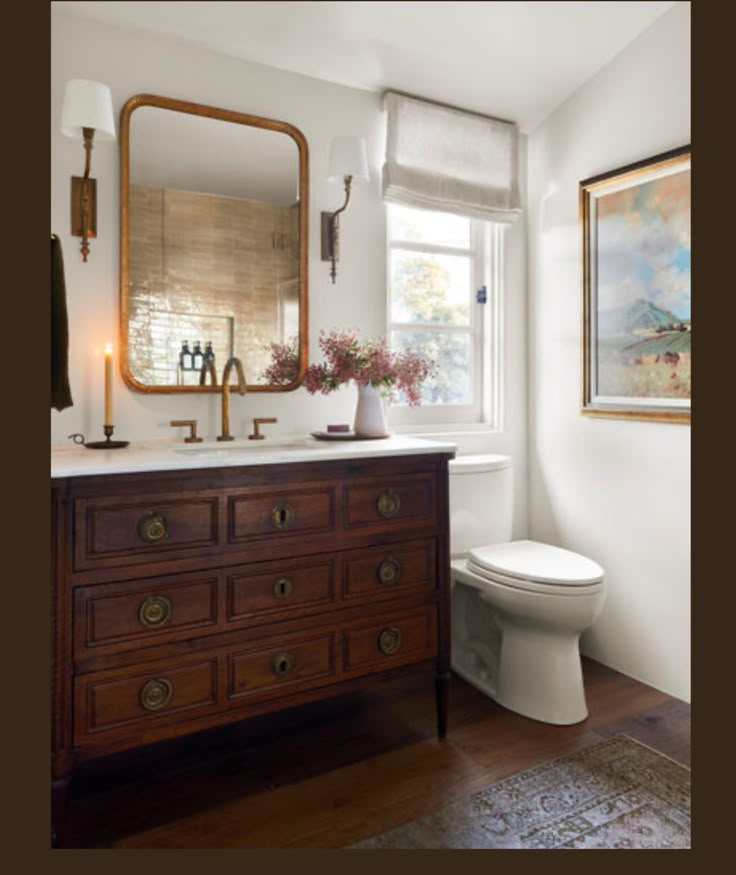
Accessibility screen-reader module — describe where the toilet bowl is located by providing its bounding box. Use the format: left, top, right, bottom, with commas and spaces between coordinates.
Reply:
449, 456, 606, 725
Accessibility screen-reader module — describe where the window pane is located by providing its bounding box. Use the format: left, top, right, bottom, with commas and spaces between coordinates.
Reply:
392, 329, 472, 405
389, 204, 470, 249
390, 250, 471, 326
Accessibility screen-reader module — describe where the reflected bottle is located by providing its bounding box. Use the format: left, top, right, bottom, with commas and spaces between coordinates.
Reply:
204, 341, 216, 368
180, 340, 193, 371
179, 341, 193, 386
192, 341, 204, 371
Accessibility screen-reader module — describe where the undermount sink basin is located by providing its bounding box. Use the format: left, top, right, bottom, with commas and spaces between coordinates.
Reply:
171, 437, 318, 455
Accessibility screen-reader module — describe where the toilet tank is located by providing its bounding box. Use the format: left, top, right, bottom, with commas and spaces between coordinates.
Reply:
449, 454, 513, 557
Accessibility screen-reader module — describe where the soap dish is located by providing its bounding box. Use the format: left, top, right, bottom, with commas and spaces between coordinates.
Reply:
310, 431, 389, 441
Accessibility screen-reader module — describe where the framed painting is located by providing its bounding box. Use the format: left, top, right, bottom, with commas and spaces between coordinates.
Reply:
580, 145, 690, 423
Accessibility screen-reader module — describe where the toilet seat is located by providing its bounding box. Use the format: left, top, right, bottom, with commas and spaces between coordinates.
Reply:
467, 540, 604, 595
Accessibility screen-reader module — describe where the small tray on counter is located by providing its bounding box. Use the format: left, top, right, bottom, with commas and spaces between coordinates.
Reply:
310, 431, 389, 441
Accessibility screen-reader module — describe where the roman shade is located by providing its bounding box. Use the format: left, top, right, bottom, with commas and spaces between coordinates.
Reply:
382, 91, 522, 223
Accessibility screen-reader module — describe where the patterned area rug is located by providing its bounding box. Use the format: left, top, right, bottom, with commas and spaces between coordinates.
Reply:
350, 736, 690, 849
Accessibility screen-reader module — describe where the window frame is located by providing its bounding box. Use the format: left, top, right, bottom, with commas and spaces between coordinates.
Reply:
386, 204, 502, 429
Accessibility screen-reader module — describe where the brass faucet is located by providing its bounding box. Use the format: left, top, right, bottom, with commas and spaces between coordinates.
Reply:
199, 360, 218, 386
217, 357, 247, 441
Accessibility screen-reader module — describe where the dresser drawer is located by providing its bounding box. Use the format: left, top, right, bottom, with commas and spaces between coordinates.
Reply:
342, 539, 436, 602
228, 486, 335, 543
74, 656, 218, 743
227, 557, 335, 624
74, 492, 219, 570
73, 572, 218, 658
343, 474, 436, 532
343, 606, 437, 676
227, 632, 335, 703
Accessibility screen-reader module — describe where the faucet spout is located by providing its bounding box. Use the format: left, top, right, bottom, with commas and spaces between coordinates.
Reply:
217, 357, 247, 441
199, 360, 218, 386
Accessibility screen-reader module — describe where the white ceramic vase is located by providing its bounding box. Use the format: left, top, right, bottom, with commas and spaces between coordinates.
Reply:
353, 383, 388, 437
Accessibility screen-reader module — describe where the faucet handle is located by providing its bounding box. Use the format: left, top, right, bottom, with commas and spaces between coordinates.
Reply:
248, 417, 277, 441
170, 419, 202, 443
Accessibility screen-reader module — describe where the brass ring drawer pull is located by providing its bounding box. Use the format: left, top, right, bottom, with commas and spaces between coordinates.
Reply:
377, 559, 401, 585
273, 577, 293, 599
140, 677, 173, 711
138, 512, 168, 543
138, 595, 172, 628
378, 626, 402, 655
271, 502, 296, 530
273, 652, 294, 676
376, 490, 401, 519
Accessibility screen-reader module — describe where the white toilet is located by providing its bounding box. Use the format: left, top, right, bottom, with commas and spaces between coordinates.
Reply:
449, 454, 605, 725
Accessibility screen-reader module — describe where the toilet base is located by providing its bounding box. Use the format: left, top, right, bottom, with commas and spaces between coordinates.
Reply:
494, 624, 588, 725
451, 631, 589, 726
451, 563, 596, 726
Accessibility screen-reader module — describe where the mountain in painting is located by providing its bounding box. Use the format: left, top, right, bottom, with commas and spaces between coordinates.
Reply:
598, 298, 683, 336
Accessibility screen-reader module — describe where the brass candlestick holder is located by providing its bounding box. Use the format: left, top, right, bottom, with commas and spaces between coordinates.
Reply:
80, 425, 129, 450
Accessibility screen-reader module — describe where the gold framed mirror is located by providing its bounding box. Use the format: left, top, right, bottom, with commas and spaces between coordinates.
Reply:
120, 94, 308, 393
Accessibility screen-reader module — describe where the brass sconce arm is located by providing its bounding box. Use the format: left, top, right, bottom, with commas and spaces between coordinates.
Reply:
72, 127, 97, 263
320, 135, 368, 284
329, 175, 352, 285
61, 79, 116, 264
332, 175, 354, 224
321, 175, 353, 285
82, 126, 94, 178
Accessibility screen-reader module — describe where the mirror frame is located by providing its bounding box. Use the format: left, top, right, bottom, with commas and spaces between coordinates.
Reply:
119, 93, 309, 393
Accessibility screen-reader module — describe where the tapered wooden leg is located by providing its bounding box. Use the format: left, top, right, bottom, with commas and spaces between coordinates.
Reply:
52, 774, 72, 848
435, 671, 451, 739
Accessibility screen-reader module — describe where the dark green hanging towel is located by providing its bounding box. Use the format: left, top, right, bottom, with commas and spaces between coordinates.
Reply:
51, 234, 73, 411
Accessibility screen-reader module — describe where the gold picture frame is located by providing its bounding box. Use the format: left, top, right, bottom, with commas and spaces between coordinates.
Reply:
580, 146, 690, 423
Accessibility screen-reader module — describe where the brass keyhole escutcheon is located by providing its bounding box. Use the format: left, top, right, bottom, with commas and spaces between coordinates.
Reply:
377, 559, 401, 585
140, 677, 173, 711
138, 595, 172, 628
377, 490, 400, 519
378, 626, 402, 655
273, 577, 293, 599
138, 512, 168, 544
273, 652, 294, 676
271, 502, 295, 530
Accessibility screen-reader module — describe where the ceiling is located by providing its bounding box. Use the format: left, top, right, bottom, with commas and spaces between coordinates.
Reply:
52, 1, 675, 132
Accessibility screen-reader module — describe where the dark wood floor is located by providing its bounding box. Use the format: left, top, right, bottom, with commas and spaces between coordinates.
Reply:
65, 657, 690, 848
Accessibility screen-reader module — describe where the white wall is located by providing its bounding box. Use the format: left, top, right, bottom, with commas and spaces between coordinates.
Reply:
50, 11, 529, 539
527, 2, 690, 701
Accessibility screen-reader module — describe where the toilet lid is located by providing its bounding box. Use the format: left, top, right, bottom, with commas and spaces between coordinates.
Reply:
468, 540, 604, 587
448, 454, 511, 474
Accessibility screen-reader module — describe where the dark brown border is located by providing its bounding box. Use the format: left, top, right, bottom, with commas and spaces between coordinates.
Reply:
579, 143, 691, 189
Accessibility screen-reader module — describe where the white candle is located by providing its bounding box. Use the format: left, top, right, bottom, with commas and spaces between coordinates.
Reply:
104, 342, 113, 427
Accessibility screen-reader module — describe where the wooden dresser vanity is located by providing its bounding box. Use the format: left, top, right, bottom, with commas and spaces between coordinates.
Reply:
51, 440, 454, 846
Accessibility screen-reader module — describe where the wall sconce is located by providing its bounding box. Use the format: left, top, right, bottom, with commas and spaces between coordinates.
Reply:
60, 79, 116, 262
321, 136, 369, 283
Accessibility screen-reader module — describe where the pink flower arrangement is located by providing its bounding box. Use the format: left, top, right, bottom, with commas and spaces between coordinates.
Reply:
263, 329, 436, 407
261, 337, 301, 387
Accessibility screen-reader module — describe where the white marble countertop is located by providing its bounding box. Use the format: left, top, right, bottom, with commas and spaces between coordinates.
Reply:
51, 434, 458, 479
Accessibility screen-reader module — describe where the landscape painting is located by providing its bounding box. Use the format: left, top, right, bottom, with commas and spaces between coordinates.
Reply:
581, 147, 690, 422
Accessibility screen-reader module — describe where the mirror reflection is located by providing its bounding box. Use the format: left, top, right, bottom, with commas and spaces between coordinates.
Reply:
120, 95, 308, 392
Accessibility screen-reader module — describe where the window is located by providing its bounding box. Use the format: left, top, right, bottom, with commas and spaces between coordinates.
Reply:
387, 203, 501, 427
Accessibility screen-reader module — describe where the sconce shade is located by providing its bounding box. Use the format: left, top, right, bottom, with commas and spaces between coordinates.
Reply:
61, 79, 116, 141
327, 136, 369, 183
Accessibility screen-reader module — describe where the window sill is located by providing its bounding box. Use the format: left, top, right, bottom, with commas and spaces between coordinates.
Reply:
389, 423, 501, 438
